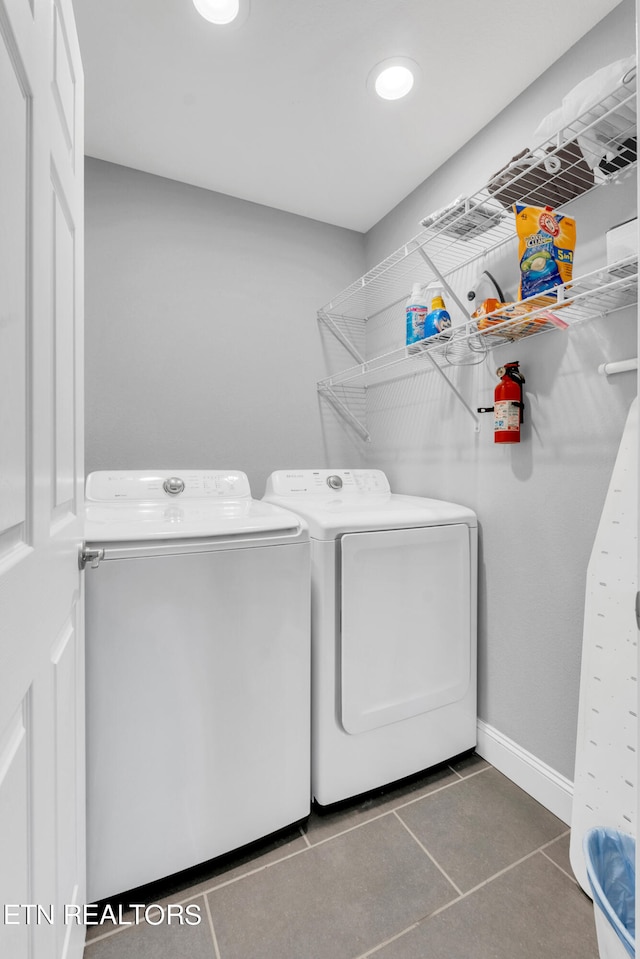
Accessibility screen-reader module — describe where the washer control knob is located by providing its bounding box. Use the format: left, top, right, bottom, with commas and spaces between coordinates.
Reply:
163, 476, 185, 496
327, 474, 343, 490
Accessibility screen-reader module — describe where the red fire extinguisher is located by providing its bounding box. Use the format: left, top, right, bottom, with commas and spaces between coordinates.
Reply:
478, 361, 525, 443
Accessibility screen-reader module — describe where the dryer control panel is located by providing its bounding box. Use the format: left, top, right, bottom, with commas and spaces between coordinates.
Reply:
265, 469, 391, 496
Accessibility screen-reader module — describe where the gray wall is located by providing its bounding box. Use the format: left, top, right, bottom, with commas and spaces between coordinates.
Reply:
84, 160, 366, 493
360, 0, 637, 779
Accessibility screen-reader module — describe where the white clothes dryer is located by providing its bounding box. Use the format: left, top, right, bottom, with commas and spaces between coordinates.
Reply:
83, 470, 310, 902
263, 468, 477, 806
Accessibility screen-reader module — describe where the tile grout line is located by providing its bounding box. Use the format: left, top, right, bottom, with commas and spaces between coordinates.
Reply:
299, 823, 312, 848
203, 892, 222, 959
451, 764, 492, 783
84, 928, 129, 947
540, 847, 579, 886
390, 765, 491, 818
353, 921, 422, 959
82, 914, 146, 946
539, 830, 578, 886
392, 810, 464, 897
172, 844, 314, 900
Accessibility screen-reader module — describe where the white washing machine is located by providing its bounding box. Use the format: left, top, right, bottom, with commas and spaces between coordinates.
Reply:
83, 470, 310, 902
264, 468, 477, 806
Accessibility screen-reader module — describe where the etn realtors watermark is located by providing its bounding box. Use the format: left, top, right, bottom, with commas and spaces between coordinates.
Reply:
3, 902, 202, 926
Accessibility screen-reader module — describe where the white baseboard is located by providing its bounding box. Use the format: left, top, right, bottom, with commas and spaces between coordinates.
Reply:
476, 720, 574, 826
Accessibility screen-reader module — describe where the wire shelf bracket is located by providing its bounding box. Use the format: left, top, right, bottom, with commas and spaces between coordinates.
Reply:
416, 246, 474, 321
318, 310, 365, 366
319, 384, 371, 442
424, 352, 481, 431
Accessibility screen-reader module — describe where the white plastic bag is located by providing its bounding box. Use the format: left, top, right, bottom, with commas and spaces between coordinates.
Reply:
533, 56, 636, 171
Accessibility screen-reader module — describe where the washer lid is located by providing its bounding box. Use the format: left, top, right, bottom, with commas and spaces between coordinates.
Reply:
84, 470, 305, 542
263, 470, 477, 541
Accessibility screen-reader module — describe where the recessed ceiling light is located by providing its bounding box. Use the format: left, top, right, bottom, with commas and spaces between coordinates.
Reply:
193, 0, 240, 25
376, 65, 413, 100
367, 58, 420, 101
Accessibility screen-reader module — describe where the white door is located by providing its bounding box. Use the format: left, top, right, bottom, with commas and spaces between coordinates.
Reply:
0, 0, 84, 957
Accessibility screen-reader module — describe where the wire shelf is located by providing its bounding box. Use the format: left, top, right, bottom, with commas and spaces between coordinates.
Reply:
318, 258, 638, 391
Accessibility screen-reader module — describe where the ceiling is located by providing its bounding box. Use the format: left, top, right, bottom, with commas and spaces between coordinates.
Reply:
72, 0, 624, 232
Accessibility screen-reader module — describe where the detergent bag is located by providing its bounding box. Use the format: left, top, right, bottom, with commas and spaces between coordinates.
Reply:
515, 204, 576, 301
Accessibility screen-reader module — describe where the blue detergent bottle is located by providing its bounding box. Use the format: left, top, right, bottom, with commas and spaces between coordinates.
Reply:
405, 283, 429, 346
424, 292, 452, 337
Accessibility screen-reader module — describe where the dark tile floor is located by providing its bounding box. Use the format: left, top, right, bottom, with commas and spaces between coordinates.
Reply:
83, 757, 600, 959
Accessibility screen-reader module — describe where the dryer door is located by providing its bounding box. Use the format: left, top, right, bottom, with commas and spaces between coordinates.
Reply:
340, 524, 471, 735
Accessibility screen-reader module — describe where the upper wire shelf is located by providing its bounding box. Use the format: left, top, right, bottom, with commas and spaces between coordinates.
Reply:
319, 67, 637, 328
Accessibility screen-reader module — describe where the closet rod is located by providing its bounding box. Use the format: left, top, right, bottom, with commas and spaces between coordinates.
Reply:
597, 357, 638, 376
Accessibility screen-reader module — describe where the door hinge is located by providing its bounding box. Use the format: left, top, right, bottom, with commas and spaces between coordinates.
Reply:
79, 546, 104, 570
